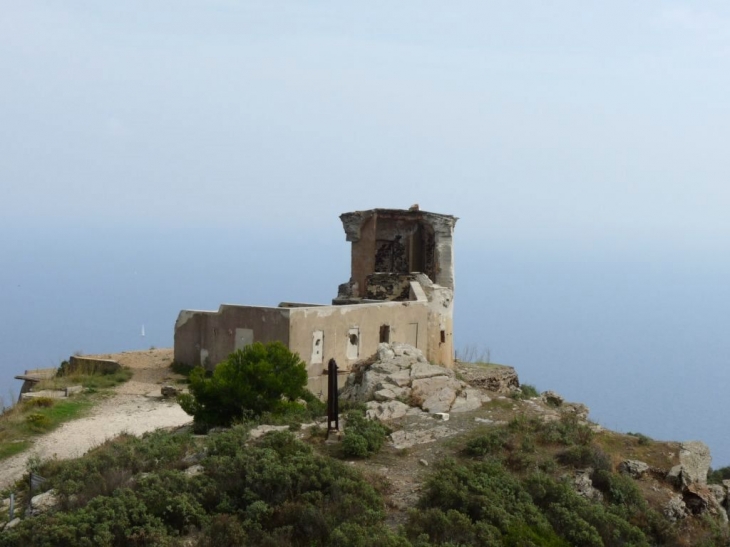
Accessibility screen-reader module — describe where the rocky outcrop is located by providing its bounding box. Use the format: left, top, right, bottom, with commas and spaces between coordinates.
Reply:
541, 391, 564, 407
659, 441, 728, 522
619, 460, 649, 479
365, 401, 411, 421
679, 441, 711, 485
664, 495, 688, 522
340, 343, 490, 418
573, 469, 603, 502
667, 441, 711, 488
455, 361, 519, 393
390, 426, 456, 449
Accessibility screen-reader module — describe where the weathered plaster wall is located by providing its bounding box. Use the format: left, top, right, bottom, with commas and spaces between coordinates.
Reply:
173, 305, 291, 368
288, 297, 431, 396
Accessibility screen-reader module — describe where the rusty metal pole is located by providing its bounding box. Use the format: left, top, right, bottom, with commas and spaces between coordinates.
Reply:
327, 358, 339, 434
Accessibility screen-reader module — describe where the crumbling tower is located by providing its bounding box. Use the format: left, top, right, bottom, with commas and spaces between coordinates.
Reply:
335, 208, 457, 366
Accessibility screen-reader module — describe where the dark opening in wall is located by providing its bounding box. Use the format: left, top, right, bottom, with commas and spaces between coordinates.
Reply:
440, 330, 446, 344
380, 325, 391, 343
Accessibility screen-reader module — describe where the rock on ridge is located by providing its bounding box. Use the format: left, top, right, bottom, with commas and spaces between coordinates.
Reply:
340, 343, 490, 420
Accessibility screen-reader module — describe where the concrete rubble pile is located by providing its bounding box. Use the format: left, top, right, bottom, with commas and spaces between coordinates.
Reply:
340, 343, 492, 423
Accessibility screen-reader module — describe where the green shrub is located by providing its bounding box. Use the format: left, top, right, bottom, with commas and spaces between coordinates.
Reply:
178, 342, 309, 428
23, 397, 55, 408
465, 430, 509, 457
627, 432, 652, 446
520, 384, 540, 398
537, 414, 594, 446
556, 445, 611, 471
708, 465, 730, 484
341, 410, 389, 458
25, 413, 51, 431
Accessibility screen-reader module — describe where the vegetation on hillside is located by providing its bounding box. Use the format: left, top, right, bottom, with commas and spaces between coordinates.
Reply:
1, 408, 728, 546
177, 342, 310, 430
2, 347, 727, 545
0, 366, 132, 462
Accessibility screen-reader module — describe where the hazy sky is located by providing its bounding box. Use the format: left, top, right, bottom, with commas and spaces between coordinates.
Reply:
3, 1, 730, 250
2, 2, 730, 460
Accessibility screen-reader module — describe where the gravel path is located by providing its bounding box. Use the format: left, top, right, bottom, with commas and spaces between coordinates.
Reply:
0, 349, 191, 490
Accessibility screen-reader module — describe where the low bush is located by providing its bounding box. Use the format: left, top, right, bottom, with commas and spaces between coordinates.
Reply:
1, 428, 397, 547
518, 384, 540, 399
178, 342, 309, 429
465, 430, 508, 457
23, 397, 55, 408
627, 432, 653, 446
708, 465, 730, 484
25, 413, 51, 431
341, 409, 389, 458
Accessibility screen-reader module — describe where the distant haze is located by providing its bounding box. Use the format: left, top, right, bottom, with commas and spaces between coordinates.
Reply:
2, 2, 730, 464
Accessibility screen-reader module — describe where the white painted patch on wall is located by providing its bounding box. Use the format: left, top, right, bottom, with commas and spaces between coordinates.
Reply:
311, 330, 324, 364
346, 327, 360, 360
200, 348, 209, 366
234, 328, 254, 351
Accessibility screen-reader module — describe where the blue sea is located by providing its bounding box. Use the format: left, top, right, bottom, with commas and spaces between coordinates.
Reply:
2, 221, 728, 466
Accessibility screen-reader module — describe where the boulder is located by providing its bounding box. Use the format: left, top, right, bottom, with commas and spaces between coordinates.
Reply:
619, 460, 649, 479
365, 400, 410, 422
561, 402, 590, 421
184, 464, 204, 477
30, 489, 58, 515
3, 518, 20, 530
667, 441, 713, 488
340, 371, 389, 402
541, 391, 564, 407
664, 495, 687, 522
373, 386, 408, 402
386, 370, 413, 387
411, 377, 460, 413
390, 425, 455, 449
708, 484, 726, 506
411, 362, 454, 380
376, 343, 395, 361
370, 361, 403, 375
392, 343, 423, 358
450, 388, 490, 413
573, 469, 603, 502
455, 362, 519, 393
684, 483, 727, 521
678, 441, 711, 485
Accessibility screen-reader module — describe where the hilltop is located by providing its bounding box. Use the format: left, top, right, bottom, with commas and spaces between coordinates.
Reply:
0, 344, 728, 546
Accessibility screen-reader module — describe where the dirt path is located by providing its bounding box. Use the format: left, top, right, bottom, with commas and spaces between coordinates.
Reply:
0, 349, 191, 490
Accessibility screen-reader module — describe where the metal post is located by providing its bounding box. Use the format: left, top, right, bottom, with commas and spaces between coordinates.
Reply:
327, 358, 339, 434
8, 493, 14, 521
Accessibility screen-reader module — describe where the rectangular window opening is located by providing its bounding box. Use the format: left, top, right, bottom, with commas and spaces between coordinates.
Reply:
440, 330, 446, 344
379, 325, 390, 343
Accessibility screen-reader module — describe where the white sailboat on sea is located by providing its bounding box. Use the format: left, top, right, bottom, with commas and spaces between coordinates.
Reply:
141, 324, 146, 337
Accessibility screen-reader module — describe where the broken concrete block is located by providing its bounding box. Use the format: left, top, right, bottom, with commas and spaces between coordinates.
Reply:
365, 400, 410, 422
450, 388, 489, 413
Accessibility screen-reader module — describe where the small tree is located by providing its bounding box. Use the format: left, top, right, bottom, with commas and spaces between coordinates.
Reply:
178, 341, 308, 428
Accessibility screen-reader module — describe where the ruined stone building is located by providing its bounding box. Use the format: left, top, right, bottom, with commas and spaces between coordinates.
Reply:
174, 207, 457, 394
